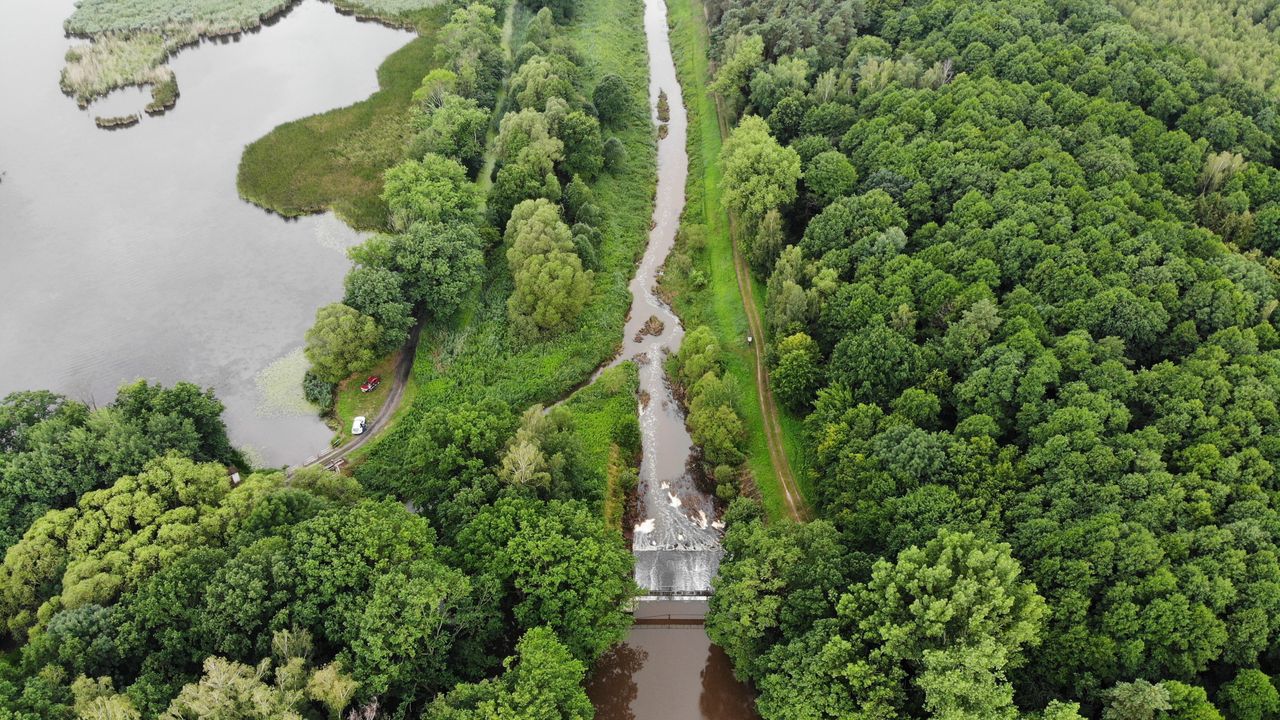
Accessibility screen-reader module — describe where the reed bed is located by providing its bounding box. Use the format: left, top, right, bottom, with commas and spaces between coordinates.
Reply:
60, 33, 172, 107
65, 0, 290, 35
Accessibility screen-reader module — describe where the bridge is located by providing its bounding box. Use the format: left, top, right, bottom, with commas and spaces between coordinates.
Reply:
630, 593, 711, 623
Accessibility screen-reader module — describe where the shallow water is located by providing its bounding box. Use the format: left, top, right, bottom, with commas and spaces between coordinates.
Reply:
0, 0, 414, 465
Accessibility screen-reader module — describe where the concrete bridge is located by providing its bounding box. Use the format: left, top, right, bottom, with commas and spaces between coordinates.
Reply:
631, 594, 711, 623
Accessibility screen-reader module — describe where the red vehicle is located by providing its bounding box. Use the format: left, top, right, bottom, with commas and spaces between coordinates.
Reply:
359, 376, 381, 393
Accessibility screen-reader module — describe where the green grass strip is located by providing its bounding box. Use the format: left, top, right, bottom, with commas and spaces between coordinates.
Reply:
665, 0, 810, 520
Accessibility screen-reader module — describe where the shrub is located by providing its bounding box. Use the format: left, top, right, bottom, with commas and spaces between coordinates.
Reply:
303, 371, 337, 412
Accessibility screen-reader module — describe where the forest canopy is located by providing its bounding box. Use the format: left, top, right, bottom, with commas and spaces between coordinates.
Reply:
703, 0, 1280, 717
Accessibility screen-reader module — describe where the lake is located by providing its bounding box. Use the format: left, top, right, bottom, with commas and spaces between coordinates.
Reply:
0, 0, 415, 466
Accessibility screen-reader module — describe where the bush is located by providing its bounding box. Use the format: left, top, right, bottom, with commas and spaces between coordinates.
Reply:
714, 464, 739, 501
610, 414, 640, 456
603, 136, 627, 170
303, 371, 337, 413
593, 73, 632, 126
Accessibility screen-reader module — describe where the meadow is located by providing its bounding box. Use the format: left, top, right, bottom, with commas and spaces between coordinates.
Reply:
562, 363, 641, 529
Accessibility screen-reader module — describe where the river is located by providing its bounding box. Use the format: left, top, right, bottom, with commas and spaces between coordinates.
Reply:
0, 0, 414, 466
587, 0, 759, 715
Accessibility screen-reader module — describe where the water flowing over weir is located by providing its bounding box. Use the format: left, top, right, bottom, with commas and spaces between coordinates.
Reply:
608, 0, 723, 595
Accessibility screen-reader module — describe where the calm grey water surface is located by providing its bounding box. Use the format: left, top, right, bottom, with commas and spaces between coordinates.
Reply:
0, 0, 414, 465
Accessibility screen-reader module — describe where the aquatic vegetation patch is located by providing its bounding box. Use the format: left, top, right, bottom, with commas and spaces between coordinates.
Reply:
60, 32, 173, 108
94, 112, 141, 128
255, 346, 319, 417
332, 0, 448, 25
65, 0, 289, 35
145, 74, 179, 113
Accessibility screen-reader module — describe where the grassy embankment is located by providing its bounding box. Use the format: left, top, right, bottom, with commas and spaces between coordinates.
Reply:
355, 0, 657, 507
330, 352, 397, 445
237, 4, 449, 229
563, 364, 641, 532
663, 0, 810, 520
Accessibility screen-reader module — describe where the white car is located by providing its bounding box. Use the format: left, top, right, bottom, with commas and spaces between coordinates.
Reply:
351, 416, 367, 435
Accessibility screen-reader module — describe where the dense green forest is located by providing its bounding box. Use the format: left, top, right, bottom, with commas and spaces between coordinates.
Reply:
26, 0, 1280, 715
702, 0, 1280, 717
0, 383, 243, 553
1109, 0, 1280, 95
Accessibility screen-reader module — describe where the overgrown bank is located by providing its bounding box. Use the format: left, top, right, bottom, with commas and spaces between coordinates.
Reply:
353, 0, 657, 498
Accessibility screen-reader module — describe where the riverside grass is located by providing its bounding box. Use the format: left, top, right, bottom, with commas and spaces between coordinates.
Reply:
236, 10, 444, 229
563, 363, 641, 524
60, 0, 445, 115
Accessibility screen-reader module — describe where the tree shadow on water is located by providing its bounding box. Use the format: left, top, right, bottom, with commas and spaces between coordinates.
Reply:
587, 642, 647, 720
700, 644, 761, 720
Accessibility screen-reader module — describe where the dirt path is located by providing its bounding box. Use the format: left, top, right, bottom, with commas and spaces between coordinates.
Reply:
727, 211, 809, 521
708, 76, 809, 522
476, 0, 517, 196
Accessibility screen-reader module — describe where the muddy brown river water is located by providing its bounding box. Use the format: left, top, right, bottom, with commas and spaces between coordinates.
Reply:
587, 0, 759, 715
0, 0, 414, 466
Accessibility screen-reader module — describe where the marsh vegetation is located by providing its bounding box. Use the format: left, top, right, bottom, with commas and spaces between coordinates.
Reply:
237, 5, 449, 227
